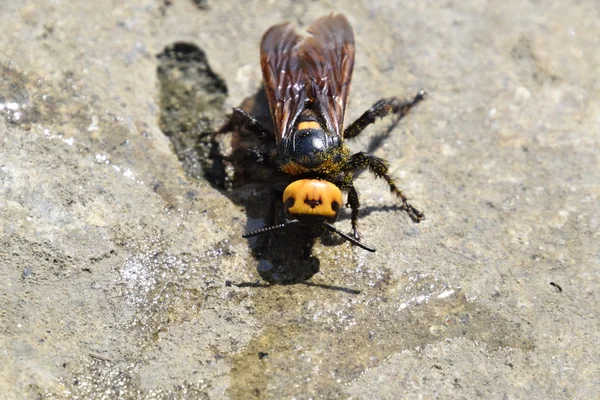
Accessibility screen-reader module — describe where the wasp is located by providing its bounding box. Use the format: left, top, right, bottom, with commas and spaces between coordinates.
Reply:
220, 14, 426, 258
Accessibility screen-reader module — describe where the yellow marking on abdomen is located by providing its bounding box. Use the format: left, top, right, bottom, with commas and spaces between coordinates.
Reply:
297, 121, 321, 131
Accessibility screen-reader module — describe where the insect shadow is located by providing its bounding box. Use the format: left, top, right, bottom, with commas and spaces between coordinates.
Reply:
157, 42, 337, 284
157, 39, 421, 287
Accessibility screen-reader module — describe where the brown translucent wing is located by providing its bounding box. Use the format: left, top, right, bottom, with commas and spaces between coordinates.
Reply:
260, 22, 307, 143
299, 14, 355, 138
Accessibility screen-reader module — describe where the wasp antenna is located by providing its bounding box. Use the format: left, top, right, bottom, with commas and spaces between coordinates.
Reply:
242, 220, 300, 238
321, 222, 376, 252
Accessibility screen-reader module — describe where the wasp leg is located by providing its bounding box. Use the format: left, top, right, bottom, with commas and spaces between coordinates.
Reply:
346, 185, 361, 239
218, 108, 273, 141
302, 240, 315, 260
247, 146, 277, 168
347, 152, 424, 223
344, 90, 426, 139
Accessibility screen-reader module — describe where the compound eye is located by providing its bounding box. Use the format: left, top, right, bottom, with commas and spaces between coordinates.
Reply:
330, 201, 341, 222
283, 197, 295, 219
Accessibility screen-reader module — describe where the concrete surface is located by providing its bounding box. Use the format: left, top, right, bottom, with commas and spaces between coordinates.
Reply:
1, 0, 599, 398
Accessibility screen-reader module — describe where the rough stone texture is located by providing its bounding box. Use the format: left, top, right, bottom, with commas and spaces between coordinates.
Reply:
1, 0, 599, 399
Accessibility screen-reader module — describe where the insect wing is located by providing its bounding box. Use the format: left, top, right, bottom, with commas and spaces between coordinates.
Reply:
300, 14, 355, 138
260, 22, 307, 143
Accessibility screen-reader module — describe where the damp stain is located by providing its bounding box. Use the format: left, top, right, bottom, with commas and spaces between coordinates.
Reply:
43, 359, 212, 399
0, 64, 108, 139
0, 64, 156, 190
156, 42, 228, 184
227, 270, 535, 398
119, 234, 205, 343
116, 230, 233, 346
41, 231, 233, 399
156, 41, 283, 193
0, 64, 57, 127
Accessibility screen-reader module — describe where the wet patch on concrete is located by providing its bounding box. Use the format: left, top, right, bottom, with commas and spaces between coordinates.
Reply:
45, 359, 212, 399
38, 230, 245, 398
0, 63, 158, 190
156, 41, 284, 191
156, 42, 228, 184
0, 64, 60, 127
0, 64, 135, 160
227, 269, 534, 398
118, 233, 205, 343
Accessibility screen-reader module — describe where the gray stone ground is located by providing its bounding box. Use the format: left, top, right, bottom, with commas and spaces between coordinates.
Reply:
1, 0, 599, 398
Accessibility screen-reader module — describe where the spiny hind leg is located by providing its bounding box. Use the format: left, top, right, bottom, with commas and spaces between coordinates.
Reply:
343, 89, 427, 139
347, 152, 424, 223
214, 108, 277, 171
217, 108, 273, 141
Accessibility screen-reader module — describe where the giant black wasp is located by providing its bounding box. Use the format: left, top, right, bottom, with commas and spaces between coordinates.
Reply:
219, 13, 426, 259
